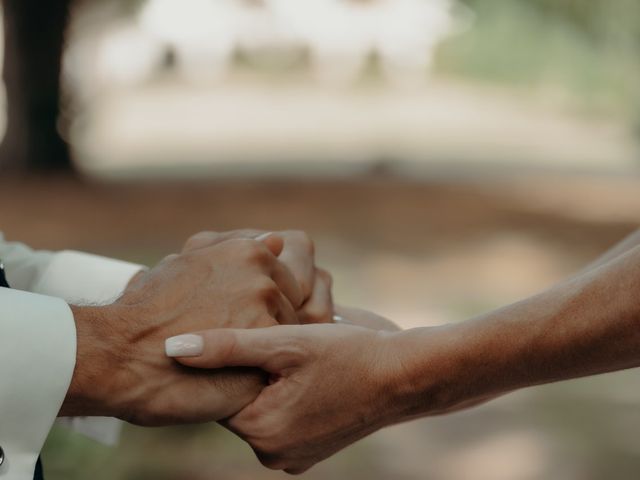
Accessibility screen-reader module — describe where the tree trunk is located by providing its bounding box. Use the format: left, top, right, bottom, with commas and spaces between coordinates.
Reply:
0, 0, 75, 174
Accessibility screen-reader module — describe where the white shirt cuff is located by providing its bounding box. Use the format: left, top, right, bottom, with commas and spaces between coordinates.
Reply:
0, 289, 76, 480
30, 250, 145, 446
31, 250, 144, 305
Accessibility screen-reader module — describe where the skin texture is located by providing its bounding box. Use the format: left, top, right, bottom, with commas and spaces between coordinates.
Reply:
183, 229, 334, 324
335, 305, 401, 332
170, 231, 640, 473
175, 323, 399, 474
60, 230, 332, 426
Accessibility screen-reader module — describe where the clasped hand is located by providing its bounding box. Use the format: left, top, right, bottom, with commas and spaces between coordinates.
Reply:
63, 228, 401, 475
61, 229, 333, 424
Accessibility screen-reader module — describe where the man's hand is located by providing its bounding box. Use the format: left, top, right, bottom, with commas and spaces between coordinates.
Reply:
165, 322, 411, 474
61, 237, 301, 426
182, 230, 334, 323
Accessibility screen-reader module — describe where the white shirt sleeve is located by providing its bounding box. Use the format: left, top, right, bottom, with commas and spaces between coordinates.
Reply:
0, 289, 76, 480
30, 250, 144, 306
0, 234, 55, 292
0, 234, 144, 305
0, 234, 145, 448
29, 250, 145, 446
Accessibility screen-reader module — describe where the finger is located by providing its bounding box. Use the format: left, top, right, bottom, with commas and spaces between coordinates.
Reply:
278, 232, 315, 300
159, 253, 179, 265
184, 229, 267, 252
297, 268, 334, 324
182, 231, 221, 252
270, 256, 304, 308
165, 326, 300, 371
257, 232, 284, 257
274, 291, 299, 325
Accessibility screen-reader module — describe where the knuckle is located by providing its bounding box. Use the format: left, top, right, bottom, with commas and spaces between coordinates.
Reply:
256, 315, 279, 328
180, 249, 205, 266
256, 278, 280, 303
235, 228, 263, 238
219, 330, 239, 363
238, 239, 271, 263
189, 231, 212, 242
160, 253, 180, 265
286, 230, 315, 254
184, 231, 216, 250
303, 306, 333, 324
270, 335, 308, 365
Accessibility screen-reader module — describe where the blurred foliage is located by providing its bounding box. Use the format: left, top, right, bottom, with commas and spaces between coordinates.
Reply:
439, 0, 640, 125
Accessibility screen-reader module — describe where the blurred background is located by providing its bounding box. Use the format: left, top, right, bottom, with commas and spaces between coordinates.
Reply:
1, 0, 640, 478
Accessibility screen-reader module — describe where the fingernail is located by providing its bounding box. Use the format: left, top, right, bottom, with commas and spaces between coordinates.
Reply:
165, 334, 204, 357
332, 314, 345, 324
255, 232, 273, 242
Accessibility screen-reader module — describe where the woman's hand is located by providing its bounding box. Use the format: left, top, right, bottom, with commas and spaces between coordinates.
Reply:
163, 234, 640, 475
165, 323, 411, 474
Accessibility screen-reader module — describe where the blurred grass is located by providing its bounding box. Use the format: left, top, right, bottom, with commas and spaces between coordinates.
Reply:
43, 420, 383, 480
437, 0, 640, 127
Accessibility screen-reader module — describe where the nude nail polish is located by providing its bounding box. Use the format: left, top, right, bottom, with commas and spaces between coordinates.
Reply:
165, 334, 204, 357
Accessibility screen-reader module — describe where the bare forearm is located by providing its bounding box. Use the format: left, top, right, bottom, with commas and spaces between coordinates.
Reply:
60, 305, 123, 417
392, 245, 640, 421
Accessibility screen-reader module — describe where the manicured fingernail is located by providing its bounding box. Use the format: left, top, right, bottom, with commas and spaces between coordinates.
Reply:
255, 232, 273, 242
165, 334, 204, 357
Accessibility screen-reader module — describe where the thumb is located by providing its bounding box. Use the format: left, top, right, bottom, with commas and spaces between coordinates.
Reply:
165, 326, 296, 371
256, 232, 284, 257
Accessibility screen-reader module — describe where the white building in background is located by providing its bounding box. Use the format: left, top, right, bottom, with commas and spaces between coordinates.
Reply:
274, 0, 466, 86
66, 0, 470, 94
139, 0, 286, 83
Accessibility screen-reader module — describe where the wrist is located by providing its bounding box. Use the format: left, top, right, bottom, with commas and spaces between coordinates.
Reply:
381, 324, 491, 422
60, 304, 130, 417
125, 269, 146, 289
